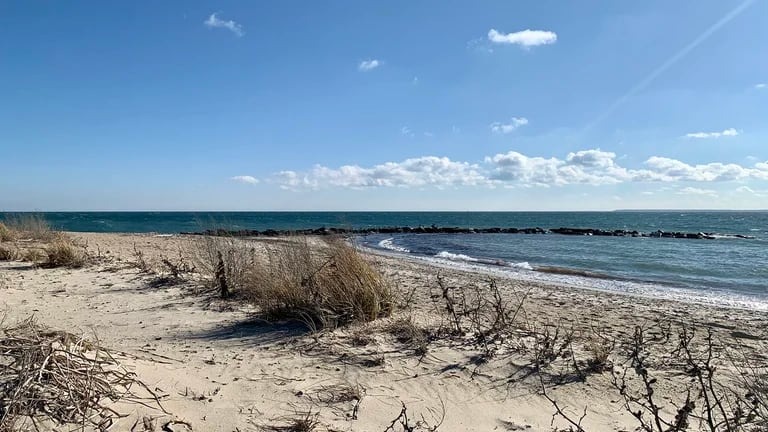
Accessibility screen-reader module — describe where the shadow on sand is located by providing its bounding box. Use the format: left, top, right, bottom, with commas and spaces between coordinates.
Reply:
182, 318, 311, 346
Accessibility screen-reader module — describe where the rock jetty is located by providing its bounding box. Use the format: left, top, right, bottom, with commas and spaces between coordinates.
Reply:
182, 225, 756, 240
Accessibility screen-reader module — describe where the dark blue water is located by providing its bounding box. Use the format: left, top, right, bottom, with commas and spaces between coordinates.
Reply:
2, 211, 767, 310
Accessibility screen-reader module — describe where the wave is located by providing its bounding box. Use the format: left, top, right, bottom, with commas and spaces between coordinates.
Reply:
377, 238, 410, 253
435, 251, 478, 262
708, 233, 756, 240
435, 251, 533, 270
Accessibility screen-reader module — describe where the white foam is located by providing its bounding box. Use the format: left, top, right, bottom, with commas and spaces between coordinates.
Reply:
507, 261, 533, 270
435, 251, 532, 270
435, 251, 479, 262
377, 238, 410, 253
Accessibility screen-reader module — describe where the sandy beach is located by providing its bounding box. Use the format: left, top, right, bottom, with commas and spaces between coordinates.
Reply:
1, 232, 767, 431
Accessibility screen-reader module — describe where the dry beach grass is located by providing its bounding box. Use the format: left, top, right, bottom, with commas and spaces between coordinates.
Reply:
0, 225, 766, 431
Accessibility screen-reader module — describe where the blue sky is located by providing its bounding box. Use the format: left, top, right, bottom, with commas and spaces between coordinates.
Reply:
1, 0, 767, 211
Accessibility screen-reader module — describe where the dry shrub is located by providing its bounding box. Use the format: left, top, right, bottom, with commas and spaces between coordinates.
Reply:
245, 238, 393, 328
585, 337, 614, 373
0, 318, 165, 431
0, 246, 19, 261
0, 223, 15, 242
43, 238, 87, 268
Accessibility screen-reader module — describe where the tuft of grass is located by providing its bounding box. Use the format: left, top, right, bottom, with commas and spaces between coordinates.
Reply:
244, 238, 393, 328
43, 238, 87, 268
260, 411, 319, 432
385, 316, 430, 356
3, 214, 59, 242
196, 235, 257, 296
0, 245, 20, 261
21, 248, 46, 263
0, 222, 16, 242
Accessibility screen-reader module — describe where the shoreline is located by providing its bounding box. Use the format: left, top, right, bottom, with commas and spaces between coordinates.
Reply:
360, 238, 768, 313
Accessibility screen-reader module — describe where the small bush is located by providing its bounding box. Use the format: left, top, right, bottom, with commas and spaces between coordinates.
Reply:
245, 239, 393, 328
43, 239, 87, 268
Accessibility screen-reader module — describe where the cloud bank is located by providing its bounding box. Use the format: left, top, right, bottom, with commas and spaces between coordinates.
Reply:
269, 149, 768, 190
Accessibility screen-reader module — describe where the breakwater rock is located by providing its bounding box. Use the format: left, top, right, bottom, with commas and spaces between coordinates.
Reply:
181, 226, 756, 240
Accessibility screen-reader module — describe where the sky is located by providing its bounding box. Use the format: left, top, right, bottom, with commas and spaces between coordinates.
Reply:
1, 0, 768, 211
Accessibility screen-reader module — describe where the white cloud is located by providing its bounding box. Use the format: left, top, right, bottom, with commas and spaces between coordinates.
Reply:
684, 128, 739, 139
358, 59, 381, 71
273, 150, 768, 190
486, 149, 631, 186
677, 187, 717, 197
640, 157, 768, 182
490, 117, 529, 134
756, 83, 767, 89
275, 157, 486, 190
487, 29, 557, 47
401, 126, 414, 137
230, 175, 259, 184
204, 13, 244, 37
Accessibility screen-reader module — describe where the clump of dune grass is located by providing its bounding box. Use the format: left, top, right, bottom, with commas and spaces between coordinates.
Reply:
0, 223, 15, 242
195, 235, 258, 297
244, 238, 393, 328
2, 214, 59, 242
42, 238, 87, 268
20, 248, 46, 263
0, 245, 19, 261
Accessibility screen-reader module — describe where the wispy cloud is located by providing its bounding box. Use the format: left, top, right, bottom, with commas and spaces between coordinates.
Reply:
400, 126, 414, 137
684, 128, 739, 139
756, 83, 767, 89
358, 59, 381, 71
487, 29, 557, 47
204, 13, 244, 37
677, 187, 717, 197
230, 175, 259, 184
271, 149, 768, 190
490, 117, 529, 134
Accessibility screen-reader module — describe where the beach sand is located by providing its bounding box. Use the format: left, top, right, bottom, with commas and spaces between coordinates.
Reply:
1, 232, 766, 431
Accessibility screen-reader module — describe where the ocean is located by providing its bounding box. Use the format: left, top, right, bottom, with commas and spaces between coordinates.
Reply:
2, 211, 766, 311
